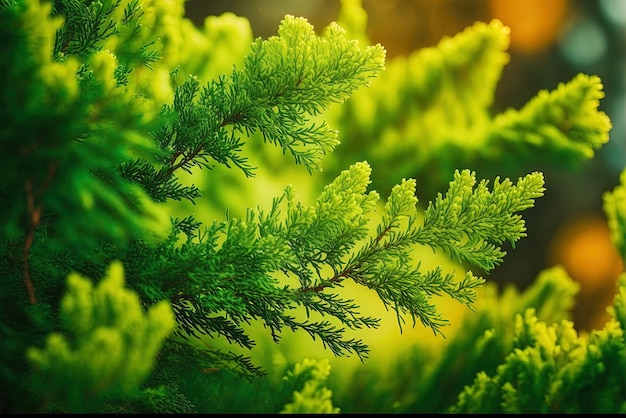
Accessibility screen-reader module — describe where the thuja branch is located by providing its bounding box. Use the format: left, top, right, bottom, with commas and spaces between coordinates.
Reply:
298, 223, 394, 294
175, 162, 545, 351
124, 15, 385, 204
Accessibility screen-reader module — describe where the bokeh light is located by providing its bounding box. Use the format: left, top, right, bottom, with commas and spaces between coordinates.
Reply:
559, 17, 608, 67
489, 0, 568, 54
548, 215, 623, 330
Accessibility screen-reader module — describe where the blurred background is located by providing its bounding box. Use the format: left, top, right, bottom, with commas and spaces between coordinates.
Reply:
184, 0, 626, 331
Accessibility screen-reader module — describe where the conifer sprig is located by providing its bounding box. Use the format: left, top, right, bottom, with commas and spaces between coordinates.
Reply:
491, 73, 612, 164
241, 18, 386, 172
52, 0, 121, 58
324, 19, 611, 202
281, 358, 339, 413
307, 167, 545, 334
26, 261, 175, 413
152, 162, 543, 354
416, 169, 546, 271
126, 15, 386, 203
169, 15, 384, 177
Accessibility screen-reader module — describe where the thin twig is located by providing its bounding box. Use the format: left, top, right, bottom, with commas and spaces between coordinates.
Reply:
22, 162, 58, 304
23, 179, 39, 305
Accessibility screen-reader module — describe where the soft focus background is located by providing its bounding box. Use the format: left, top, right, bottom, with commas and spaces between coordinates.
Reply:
184, 0, 626, 331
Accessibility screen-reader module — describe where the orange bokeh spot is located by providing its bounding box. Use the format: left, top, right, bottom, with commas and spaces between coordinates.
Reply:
549, 215, 623, 294
548, 215, 623, 330
489, 0, 569, 54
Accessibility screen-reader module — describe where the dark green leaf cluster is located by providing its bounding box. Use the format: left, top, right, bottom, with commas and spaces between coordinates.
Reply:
51, 0, 160, 69
0, 0, 169, 258
52, 0, 119, 58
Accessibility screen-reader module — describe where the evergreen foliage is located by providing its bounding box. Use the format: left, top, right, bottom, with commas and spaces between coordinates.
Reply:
26, 261, 175, 413
323, 17, 612, 199
450, 268, 626, 413
333, 264, 582, 413
281, 358, 339, 413
0, 0, 621, 414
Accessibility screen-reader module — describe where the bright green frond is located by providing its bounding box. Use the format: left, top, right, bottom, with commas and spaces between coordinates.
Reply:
491, 73, 612, 164
27, 261, 175, 413
281, 358, 340, 414
239, 15, 385, 172
451, 274, 626, 414
416, 170, 545, 271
